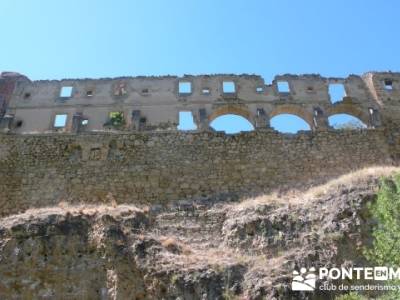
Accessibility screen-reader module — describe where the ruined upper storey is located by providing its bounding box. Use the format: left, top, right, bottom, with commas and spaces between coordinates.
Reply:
0, 71, 399, 134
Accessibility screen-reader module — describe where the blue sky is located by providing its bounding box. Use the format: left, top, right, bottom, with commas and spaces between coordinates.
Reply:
1, 0, 399, 133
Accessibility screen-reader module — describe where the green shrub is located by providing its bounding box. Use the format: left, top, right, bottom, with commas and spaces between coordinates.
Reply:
364, 175, 400, 266
106, 112, 125, 128
363, 175, 400, 299
336, 292, 367, 300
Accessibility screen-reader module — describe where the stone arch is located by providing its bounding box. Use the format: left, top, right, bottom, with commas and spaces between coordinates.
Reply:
208, 105, 255, 126
269, 105, 314, 130
327, 104, 370, 127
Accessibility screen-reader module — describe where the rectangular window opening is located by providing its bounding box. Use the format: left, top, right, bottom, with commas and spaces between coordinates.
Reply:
384, 80, 393, 90
277, 81, 290, 93
114, 83, 127, 96
142, 88, 149, 94
328, 83, 346, 103
54, 114, 68, 128
177, 111, 197, 131
60, 86, 73, 98
86, 90, 93, 97
202, 88, 210, 95
256, 87, 264, 93
223, 81, 235, 93
81, 119, 89, 126
178, 81, 192, 94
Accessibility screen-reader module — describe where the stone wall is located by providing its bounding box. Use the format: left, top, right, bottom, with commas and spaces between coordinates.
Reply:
0, 128, 395, 216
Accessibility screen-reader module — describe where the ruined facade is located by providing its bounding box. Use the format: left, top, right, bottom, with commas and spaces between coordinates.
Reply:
1, 71, 400, 133
0, 71, 400, 216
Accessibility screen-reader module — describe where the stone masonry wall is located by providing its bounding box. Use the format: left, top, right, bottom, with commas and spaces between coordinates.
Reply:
0, 128, 396, 216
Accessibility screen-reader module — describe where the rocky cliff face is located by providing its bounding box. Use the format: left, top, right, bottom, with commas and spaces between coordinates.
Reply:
0, 167, 396, 300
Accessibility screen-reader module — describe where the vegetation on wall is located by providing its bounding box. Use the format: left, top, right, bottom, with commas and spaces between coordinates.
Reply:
364, 176, 400, 266
364, 175, 400, 300
105, 112, 125, 128
337, 175, 400, 300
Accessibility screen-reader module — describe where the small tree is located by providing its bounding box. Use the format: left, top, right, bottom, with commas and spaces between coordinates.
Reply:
363, 175, 400, 300
338, 177, 400, 300
365, 176, 400, 265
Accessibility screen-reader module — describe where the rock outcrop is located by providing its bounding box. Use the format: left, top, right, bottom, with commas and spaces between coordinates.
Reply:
0, 167, 397, 299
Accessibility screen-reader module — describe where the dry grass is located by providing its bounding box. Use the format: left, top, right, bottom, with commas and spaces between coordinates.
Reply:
157, 244, 290, 276
0, 203, 146, 228
303, 166, 399, 199
155, 241, 312, 286
57, 200, 68, 209
231, 166, 400, 211
160, 236, 192, 255
161, 237, 178, 248
158, 248, 241, 271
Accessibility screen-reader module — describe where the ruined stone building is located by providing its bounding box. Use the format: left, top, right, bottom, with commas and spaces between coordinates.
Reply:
2, 71, 400, 133
0, 71, 399, 215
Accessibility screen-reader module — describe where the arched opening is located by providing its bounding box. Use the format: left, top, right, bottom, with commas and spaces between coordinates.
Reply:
210, 114, 254, 134
269, 105, 314, 131
328, 114, 367, 130
270, 114, 311, 133
327, 104, 370, 127
177, 111, 197, 131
